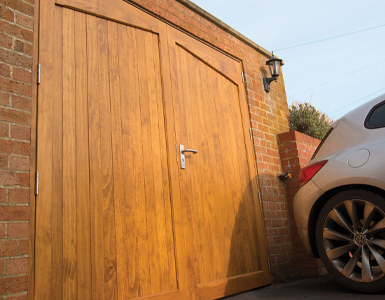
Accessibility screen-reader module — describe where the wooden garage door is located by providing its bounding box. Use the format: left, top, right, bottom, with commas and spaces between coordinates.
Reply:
166, 27, 270, 299
35, 0, 270, 299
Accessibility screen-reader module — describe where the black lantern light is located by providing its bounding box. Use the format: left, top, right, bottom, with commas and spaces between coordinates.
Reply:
263, 52, 283, 93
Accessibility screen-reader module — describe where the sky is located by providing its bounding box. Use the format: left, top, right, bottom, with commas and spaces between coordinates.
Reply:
190, 0, 385, 120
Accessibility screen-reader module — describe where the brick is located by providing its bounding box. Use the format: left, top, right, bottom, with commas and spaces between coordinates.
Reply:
0, 5, 14, 22
0, 188, 6, 203
7, 222, 29, 238
15, 13, 33, 30
0, 205, 30, 221
10, 125, 30, 141
8, 189, 28, 204
0, 275, 28, 294
0, 239, 29, 257
0, 78, 32, 98
0, 258, 4, 276
5, 293, 28, 300
6, 257, 28, 275
0, 170, 29, 187
0, 153, 8, 168
0, 223, 5, 238
0, 140, 30, 155
1, 0, 34, 16
0, 48, 32, 69
0, 91, 10, 106
0, 19, 33, 42
0, 63, 11, 78
11, 96, 31, 112
13, 67, 32, 83
9, 156, 29, 171
14, 39, 33, 56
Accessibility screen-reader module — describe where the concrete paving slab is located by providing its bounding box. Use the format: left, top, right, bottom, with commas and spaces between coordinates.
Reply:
223, 275, 385, 300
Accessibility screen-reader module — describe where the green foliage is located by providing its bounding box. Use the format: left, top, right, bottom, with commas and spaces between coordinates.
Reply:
289, 102, 332, 140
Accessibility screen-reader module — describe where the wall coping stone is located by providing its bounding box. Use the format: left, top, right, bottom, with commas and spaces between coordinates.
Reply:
175, 0, 284, 62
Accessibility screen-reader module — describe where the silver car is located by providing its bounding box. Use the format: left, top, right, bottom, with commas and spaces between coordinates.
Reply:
294, 93, 385, 292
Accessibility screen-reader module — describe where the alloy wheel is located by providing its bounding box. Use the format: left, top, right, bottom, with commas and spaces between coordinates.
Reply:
323, 199, 385, 282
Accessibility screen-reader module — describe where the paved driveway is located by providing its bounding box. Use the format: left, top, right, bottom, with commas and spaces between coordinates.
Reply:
224, 275, 385, 300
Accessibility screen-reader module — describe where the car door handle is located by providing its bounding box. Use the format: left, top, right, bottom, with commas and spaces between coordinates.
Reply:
180, 145, 198, 169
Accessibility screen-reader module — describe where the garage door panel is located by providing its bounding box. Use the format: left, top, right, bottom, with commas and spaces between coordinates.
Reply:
174, 45, 262, 281
168, 27, 270, 297
36, 6, 178, 299
56, 0, 161, 33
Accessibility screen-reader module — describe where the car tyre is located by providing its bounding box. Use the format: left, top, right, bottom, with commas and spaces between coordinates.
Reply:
316, 189, 385, 293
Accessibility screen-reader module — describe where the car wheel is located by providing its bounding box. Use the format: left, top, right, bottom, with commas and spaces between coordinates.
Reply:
316, 189, 385, 293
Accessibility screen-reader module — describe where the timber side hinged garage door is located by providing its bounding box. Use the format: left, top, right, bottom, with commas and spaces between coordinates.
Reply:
34, 0, 271, 299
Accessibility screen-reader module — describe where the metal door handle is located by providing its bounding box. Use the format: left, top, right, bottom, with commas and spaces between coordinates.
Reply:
180, 145, 198, 169
181, 149, 198, 154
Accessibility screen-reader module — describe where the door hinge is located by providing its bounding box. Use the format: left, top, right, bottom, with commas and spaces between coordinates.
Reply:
249, 128, 253, 140
267, 258, 271, 272
258, 190, 261, 204
35, 172, 39, 195
241, 71, 245, 83
37, 64, 41, 85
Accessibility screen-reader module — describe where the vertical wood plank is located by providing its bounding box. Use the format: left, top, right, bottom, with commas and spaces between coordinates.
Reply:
152, 32, 177, 292
116, 24, 143, 299
86, 14, 104, 300
199, 64, 225, 281
108, 21, 129, 300
166, 26, 196, 300
62, 8, 77, 300
213, 75, 245, 277
35, 0, 55, 298
51, 6, 63, 300
97, 17, 118, 300
74, 10, 92, 300
173, 44, 199, 298
136, 29, 161, 295
160, 23, 190, 299
227, 84, 260, 273
150, 33, 173, 293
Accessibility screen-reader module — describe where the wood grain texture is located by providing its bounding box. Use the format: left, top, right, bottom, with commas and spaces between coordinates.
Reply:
74, 11, 91, 300
35, 0, 55, 298
55, 0, 160, 33
86, 13, 104, 300
167, 25, 271, 296
51, 5, 63, 300
36, 1, 270, 299
63, 9, 78, 300
28, 0, 41, 298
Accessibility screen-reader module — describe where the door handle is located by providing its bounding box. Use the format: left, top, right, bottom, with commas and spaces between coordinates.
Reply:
180, 145, 198, 169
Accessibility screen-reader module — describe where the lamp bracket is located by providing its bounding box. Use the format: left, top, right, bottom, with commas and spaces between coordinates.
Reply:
263, 77, 277, 93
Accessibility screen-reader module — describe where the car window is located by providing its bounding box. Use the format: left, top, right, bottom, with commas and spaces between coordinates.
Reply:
365, 101, 385, 129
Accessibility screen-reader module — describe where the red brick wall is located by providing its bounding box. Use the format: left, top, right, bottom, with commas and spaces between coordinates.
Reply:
277, 130, 327, 277
0, 0, 34, 298
0, 0, 293, 297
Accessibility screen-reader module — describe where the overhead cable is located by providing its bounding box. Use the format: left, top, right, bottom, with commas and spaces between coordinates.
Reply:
275, 23, 385, 52
291, 59, 385, 96
328, 87, 385, 116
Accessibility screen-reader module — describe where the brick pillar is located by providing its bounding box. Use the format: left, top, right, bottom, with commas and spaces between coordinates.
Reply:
0, 0, 35, 299
277, 131, 327, 277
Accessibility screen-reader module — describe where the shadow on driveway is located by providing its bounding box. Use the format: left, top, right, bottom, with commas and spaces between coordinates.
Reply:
223, 275, 385, 299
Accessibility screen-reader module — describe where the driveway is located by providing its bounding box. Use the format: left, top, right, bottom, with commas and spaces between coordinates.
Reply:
224, 275, 385, 299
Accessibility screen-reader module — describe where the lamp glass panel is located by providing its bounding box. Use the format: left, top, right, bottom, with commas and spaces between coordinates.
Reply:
272, 60, 280, 77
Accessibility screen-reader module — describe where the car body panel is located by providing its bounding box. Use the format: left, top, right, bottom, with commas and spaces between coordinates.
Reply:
294, 93, 385, 257
293, 179, 323, 255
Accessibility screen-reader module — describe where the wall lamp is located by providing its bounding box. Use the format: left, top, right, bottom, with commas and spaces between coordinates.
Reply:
263, 52, 283, 93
